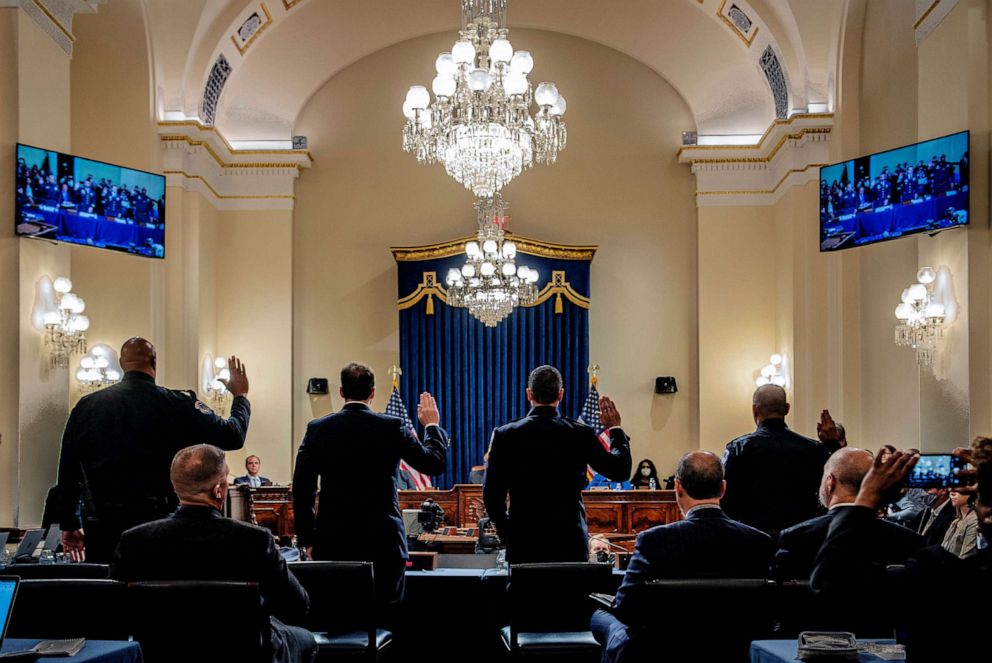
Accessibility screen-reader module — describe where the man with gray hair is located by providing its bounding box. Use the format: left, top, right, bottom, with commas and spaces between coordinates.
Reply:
112, 444, 316, 663
721, 385, 829, 535
774, 448, 923, 579
591, 451, 771, 662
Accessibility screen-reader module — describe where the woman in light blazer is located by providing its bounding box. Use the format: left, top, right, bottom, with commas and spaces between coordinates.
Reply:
941, 490, 978, 558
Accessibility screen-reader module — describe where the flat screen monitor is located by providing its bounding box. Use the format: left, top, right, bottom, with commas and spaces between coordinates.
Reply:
15, 143, 166, 259
819, 130, 969, 251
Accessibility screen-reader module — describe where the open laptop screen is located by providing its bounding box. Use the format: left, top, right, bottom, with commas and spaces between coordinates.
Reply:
0, 576, 18, 646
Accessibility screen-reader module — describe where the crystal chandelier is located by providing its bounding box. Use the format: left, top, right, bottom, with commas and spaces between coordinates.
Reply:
201, 354, 233, 415
445, 194, 539, 327
402, 0, 567, 198
894, 266, 946, 366
32, 276, 90, 368
75, 343, 122, 393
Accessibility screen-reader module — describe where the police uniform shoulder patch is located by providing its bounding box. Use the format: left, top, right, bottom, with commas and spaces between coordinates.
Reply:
194, 400, 215, 415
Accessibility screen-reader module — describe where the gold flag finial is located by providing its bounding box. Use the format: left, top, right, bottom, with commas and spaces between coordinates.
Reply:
587, 363, 600, 388
389, 365, 402, 390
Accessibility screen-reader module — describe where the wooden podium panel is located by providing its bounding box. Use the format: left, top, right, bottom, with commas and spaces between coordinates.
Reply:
399, 485, 680, 535
235, 485, 295, 539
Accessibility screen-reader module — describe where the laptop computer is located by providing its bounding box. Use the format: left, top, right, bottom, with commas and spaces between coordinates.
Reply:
11, 531, 42, 563
0, 576, 86, 658
0, 576, 19, 650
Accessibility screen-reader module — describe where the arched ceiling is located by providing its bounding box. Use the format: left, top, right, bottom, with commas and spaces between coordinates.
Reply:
143, 0, 847, 145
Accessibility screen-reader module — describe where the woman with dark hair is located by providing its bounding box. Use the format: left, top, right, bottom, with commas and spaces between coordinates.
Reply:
630, 459, 661, 490
942, 489, 978, 558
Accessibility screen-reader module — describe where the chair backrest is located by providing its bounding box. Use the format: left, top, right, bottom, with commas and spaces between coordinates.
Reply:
0, 564, 109, 580
618, 579, 774, 661
775, 579, 896, 639
288, 561, 376, 640
6, 579, 128, 640
508, 562, 614, 635
128, 581, 266, 663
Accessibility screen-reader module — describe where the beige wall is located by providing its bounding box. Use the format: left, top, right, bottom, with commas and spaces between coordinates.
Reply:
293, 30, 698, 476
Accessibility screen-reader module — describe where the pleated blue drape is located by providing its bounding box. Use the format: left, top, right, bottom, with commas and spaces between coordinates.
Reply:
396, 251, 591, 487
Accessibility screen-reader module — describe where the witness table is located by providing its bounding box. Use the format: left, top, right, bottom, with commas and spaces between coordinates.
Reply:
0, 639, 142, 662
750, 639, 903, 663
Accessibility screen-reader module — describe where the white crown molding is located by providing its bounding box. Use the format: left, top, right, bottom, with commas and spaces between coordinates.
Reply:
2, 0, 106, 57
914, 0, 958, 46
158, 120, 311, 211
678, 113, 833, 207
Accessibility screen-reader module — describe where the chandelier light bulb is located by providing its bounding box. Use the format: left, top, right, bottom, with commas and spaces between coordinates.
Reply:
465, 241, 480, 257
76, 368, 87, 381
908, 283, 927, 302
106, 369, 121, 381
770, 354, 782, 366
432, 74, 456, 97
501, 262, 516, 276
756, 376, 770, 387
462, 264, 476, 278
489, 38, 513, 63
81, 356, 95, 369
447, 268, 462, 284
435, 52, 457, 76
482, 239, 498, 254
43, 311, 61, 325
526, 269, 539, 283
771, 375, 787, 387
94, 355, 109, 369
72, 315, 90, 332
452, 39, 476, 64
406, 85, 430, 109
761, 364, 776, 378
550, 95, 567, 116
504, 72, 528, 96
53, 277, 73, 294
534, 82, 560, 107
502, 241, 517, 258
516, 265, 529, 279
468, 69, 491, 92
510, 50, 534, 74
480, 262, 496, 276
917, 266, 936, 284
402, 99, 416, 120
925, 302, 945, 318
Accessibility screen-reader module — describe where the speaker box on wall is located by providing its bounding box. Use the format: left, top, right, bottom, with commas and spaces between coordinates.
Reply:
655, 377, 677, 394
307, 378, 329, 395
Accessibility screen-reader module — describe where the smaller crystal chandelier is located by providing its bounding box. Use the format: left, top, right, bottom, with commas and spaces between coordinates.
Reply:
894, 266, 946, 366
445, 194, 539, 327
755, 354, 788, 388
201, 354, 233, 414
31, 276, 89, 368
75, 343, 123, 393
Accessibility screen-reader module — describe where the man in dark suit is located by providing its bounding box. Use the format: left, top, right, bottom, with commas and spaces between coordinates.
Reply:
774, 448, 923, 580
483, 365, 632, 563
722, 385, 830, 536
56, 338, 251, 563
591, 451, 772, 663
112, 444, 316, 663
292, 362, 448, 619
909, 488, 954, 546
812, 447, 991, 662
234, 454, 272, 487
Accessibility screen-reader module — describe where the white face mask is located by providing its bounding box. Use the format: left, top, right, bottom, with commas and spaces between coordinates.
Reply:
640, 467, 651, 477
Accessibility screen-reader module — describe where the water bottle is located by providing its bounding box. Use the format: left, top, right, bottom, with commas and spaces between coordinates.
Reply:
649, 478, 657, 490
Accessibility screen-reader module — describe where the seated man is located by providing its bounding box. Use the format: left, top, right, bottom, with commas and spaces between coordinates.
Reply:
774, 448, 923, 580
112, 444, 316, 663
233, 454, 272, 487
591, 451, 772, 663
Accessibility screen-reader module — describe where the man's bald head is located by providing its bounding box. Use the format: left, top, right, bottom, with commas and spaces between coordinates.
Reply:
675, 451, 725, 500
120, 337, 156, 377
171, 444, 228, 505
819, 447, 874, 508
752, 384, 789, 422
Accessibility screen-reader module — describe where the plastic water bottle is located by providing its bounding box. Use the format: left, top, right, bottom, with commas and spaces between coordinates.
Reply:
649, 478, 657, 490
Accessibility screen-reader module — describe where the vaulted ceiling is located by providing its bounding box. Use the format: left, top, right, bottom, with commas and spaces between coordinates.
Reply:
142, 0, 849, 145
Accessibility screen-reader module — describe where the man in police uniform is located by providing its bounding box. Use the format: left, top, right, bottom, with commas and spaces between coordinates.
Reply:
56, 337, 251, 563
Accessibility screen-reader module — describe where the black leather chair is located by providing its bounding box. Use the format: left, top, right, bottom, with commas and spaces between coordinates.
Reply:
288, 561, 392, 661
127, 581, 267, 663
501, 562, 614, 661
5, 578, 128, 640
0, 563, 109, 579
607, 578, 775, 661
775, 579, 896, 639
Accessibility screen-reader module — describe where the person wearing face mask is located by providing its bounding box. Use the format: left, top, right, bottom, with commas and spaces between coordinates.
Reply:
630, 459, 661, 490
942, 490, 979, 558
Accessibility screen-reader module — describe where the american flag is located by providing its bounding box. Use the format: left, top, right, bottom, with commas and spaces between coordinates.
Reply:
578, 383, 611, 481
385, 386, 433, 489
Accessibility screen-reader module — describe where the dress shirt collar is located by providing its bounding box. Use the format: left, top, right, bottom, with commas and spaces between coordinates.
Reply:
528, 405, 560, 418
828, 501, 857, 511
685, 504, 723, 519
343, 401, 372, 411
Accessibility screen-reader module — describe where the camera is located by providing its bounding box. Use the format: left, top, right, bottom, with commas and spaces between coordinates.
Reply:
417, 498, 445, 533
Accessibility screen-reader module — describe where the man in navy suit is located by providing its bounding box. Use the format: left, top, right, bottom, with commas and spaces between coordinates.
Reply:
292, 362, 448, 618
233, 454, 272, 487
909, 488, 955, 546
483, 365, 631, 563
591, 451, 772, 662
774, 447, 923, 580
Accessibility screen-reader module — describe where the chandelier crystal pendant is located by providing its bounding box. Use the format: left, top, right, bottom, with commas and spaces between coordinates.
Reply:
445, 194, 539, 327
894, 266, 946, 366
32, 276, 90, 368
402, 0, 567, 198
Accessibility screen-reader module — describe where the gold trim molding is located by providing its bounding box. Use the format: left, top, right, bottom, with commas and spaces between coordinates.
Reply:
717, 0, 759, 48
676, 113, 834, 157
396, 271, 589, 312
684, 128, 831, 166
161, 135, 303, 170
397, 272, 448, 311
163, 170, 295, 201
30, 0, 75, 43
391, 234, 597, 262
914, 0, 941, 30
695, 163, 827, 197
157, 121, 314, 160
231, 3, 273, 56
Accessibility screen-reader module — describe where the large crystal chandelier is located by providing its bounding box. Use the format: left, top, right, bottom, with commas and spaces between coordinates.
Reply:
32, 276, 90, 368
402, 0, 567, 198
445, 194, 539, 326
894, 266, 946, 366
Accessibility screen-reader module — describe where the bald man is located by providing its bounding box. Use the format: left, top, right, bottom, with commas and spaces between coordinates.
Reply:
721, 385, 830, 535
591, 451, 772, 662
774, 448, 923, 579
56, 337, 251, 563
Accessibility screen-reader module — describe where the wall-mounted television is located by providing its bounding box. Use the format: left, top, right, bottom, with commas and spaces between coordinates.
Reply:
819, 130, 969, 252
15, 143, 166, 259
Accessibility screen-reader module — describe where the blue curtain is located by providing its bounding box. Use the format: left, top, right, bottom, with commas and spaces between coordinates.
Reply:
396, 246, 592, 487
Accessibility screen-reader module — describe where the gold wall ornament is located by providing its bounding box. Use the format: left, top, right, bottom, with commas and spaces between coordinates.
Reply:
397, 272, 449, 313
391, 234, 596, 262
397, 269, 589, 312
231, 3, 274, 56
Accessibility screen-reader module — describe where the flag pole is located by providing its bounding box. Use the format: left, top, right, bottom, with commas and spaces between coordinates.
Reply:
389, 364, 402, 392
587, 362, 600, 388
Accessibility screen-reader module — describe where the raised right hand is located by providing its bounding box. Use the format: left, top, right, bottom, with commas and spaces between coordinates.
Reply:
417, 392, 440, 427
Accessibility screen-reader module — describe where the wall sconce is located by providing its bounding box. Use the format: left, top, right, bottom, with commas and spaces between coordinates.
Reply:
201, 354, 232, 415
894, 266, 945, 366
31, 276, 89, 368
755, 354, 788, 388
75, 343, 122, 393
